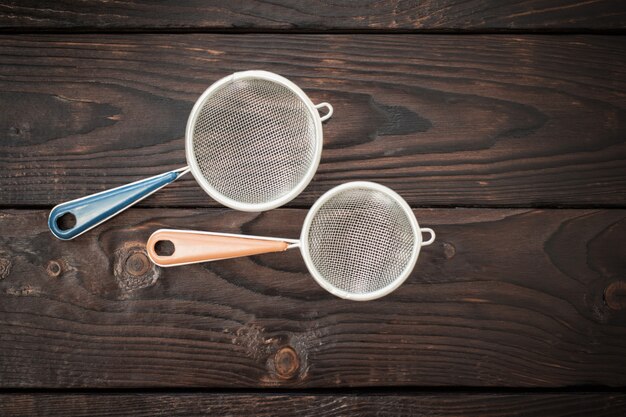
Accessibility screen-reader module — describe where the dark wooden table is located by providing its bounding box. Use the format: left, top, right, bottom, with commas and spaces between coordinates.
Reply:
1, 1, 626, 415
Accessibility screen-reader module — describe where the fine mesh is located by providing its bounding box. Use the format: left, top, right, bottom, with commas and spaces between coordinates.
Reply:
191, 77, 317, 206
305, 188, 416, 295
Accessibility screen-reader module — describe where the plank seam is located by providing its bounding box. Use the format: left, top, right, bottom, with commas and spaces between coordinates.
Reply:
1, 28, 626, 35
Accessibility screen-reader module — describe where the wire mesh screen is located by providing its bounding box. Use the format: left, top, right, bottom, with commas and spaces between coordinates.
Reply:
192, 77, 317, 206
305, 187, 416, 295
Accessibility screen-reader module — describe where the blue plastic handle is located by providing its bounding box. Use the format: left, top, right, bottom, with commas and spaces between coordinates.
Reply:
49, 168, 187, 240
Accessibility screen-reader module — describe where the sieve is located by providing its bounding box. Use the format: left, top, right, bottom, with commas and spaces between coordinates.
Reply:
147, 182, 435, 301
48, 70, 333, 240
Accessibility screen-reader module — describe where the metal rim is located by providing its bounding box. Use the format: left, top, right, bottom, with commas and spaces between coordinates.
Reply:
185, 70, 324, 212
299, 181, 422, 301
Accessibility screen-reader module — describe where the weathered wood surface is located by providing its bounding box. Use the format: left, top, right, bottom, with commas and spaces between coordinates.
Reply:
2, 393, 625, 417
0, 208, 624, 388
0, 0, 624, 32
1, 34, 625, 208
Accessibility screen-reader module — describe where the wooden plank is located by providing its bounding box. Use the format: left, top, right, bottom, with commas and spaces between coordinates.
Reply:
0, 1, 624, 31
1, 35, 625, 208
1, 393, 625, 417
1, 208, 625, 388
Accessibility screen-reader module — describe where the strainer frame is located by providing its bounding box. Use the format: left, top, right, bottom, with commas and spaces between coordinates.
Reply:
299, 181, 422, 301
185, 70, 326, 212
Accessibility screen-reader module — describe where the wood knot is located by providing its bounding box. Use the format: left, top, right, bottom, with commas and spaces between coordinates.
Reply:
0, 258, 11, 280
46, 260, 63, 277
114, 245, 159, 292
604, 281, 626, 311
125, 252, 151, 277
274, 346, 299, 380
443, 242, 456, 259
9, 125, 28, 138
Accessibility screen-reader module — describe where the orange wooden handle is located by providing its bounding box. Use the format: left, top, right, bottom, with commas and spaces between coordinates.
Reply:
147, 229, 291, 267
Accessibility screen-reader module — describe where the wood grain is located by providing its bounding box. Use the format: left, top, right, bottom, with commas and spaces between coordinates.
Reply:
0, 0, 624, 31
2, 393, 625, 417
1, 34, 625, 208
0, 208, 625, 388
